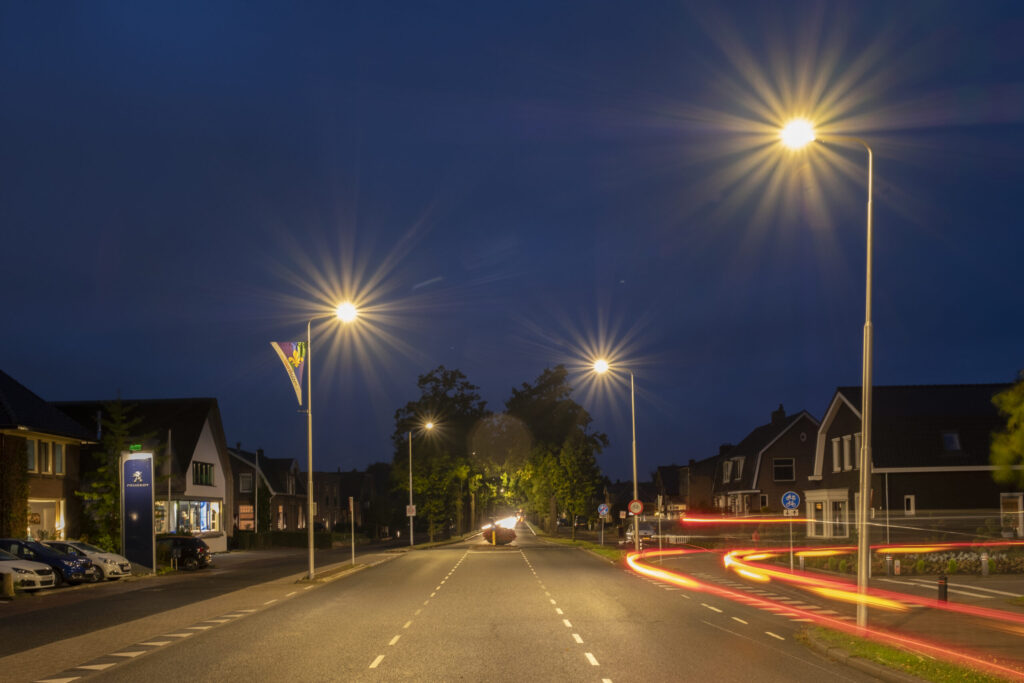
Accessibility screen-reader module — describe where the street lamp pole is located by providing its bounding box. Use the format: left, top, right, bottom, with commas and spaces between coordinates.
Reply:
780, 120, 874, 627
630, 371, 639, 554
304, 302, 358, 581
408, 430, 414, 548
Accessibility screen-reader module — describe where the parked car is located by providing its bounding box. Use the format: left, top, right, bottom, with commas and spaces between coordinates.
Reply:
155, 535, 212, 570
0, 547, 56, 592
624, 523, 656, 544
43, 540, 132, 581
0, 539, 95, 585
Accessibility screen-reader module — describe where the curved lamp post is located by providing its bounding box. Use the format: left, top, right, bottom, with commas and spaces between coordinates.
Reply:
408, 421, 434, 547
305, 301, 358, 580
781, 119, 874, 628
593, 360, 640, 554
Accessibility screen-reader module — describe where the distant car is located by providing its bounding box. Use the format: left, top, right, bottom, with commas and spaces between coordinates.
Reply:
0, 539, 95, 585
156, 535, 212, 570
0, 547, 56, 592
624, 523, 656, 544
43, 540, 131, 581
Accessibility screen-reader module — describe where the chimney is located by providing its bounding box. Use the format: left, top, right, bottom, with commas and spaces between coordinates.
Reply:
771, 404, 786, 426
236, 441, 241, 451
718, 443, 733, 456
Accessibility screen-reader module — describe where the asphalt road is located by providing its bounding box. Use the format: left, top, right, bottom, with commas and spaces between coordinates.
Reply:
5, 528, 880, 683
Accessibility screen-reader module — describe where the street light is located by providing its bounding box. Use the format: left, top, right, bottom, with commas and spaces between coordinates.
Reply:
408, 421, 434, 548
305, 301, 358, 579
593, 360, 640, 554
781, 118, 874, 628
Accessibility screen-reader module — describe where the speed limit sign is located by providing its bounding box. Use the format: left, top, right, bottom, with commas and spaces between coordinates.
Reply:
627, 499, 643, 515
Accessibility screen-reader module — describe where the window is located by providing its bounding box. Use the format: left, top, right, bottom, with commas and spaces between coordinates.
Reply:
759, 494, 768, 510
240, 472, 253, 493
831, 438, 840, 472
831, 500, 847, 537
733, 457, 744, 480
26, 440, 36, 472
238, 504, 254, 530
773, 458, 795, 482
192, 461, 214, 486
812, 501, 825, 537
722, 461, 733, 483
904, 494, 916, 516
942, 431, 961, 451
53, 443, 64, 475
842, 435, 852, 471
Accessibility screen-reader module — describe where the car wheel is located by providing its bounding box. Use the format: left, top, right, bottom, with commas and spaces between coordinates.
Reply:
54, 571, 65, 588
184, 558, 198, 570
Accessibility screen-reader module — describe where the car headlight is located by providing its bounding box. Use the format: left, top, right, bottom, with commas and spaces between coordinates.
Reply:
13, 567, 31, 575
104, 558, 117, 565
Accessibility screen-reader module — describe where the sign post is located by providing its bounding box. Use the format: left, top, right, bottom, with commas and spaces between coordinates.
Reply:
598, 503, 609, 546
781, 491, 800, 571
121, 451, 155, 573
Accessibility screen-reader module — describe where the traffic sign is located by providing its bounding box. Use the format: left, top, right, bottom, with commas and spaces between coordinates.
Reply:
598, 503, 610, 516
627, 499, 643, 515
783, 508, 799, 517
781, 491, 800, 510
406, 504, 416, 517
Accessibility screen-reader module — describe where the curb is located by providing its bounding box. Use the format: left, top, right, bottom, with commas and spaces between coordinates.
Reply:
801, 629, 923, 683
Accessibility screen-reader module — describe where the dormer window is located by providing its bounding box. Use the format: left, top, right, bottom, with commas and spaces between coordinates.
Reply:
942, 431, 961, 451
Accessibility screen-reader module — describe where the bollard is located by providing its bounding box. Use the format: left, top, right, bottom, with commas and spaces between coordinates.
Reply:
885, 554, 894, 576
2, 572, 15, 599
799, 555, 805, 571
981, 552, 989, 577
937, 573, 948, 602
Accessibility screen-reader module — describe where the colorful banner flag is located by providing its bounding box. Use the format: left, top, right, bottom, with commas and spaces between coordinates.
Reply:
270, 341, 307, 405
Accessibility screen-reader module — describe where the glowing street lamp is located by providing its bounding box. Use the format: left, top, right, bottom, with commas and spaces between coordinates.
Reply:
305, 301, 358, 579
408, 421, 434, 548
593, 359, 640, 554
780, 118, 875, 628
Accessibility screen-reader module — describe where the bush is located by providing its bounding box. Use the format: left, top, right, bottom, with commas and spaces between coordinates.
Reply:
946, 558, 958, 574
915, 559, 926, 575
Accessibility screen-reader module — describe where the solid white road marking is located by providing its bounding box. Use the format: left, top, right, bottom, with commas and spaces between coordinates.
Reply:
701, 603, 723, 613
585, 653, 599, 666
731, 617, 748, 625
389, 635, 400, 645
572, 634, 583, 644
369, 655, 385, 669
562, 619, 572, 628
765, 631, 785, 641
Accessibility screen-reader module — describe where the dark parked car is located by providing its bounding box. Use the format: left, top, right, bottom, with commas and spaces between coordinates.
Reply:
156, 535, 212, 570
0, 538, 95, 585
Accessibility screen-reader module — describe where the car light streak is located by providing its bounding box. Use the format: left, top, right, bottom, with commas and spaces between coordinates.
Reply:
805, 586, 909, 611
680, 515, 805, 524
628, 548, 1024, 680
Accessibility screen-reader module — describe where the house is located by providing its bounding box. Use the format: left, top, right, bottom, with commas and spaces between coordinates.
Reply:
228, 445, 307, 532
712, 404, 819, 515
807, 384, 1022, 541
313, 469, 372, 532
653, 465, 690, 516
58, 398, 235, 552
0, 370, 93, 539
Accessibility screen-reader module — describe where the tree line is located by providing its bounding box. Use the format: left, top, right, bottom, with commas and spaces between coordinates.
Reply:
391, 364, 606, 541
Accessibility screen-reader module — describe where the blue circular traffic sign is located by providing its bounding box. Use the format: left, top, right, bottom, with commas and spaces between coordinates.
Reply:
781, 491, 800, 510
598, 503, 610, 516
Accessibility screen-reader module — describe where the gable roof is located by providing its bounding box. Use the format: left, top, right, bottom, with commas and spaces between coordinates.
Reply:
821, 384, 1011, 469
229, 446, 304, 496
55, 398, 229, 477
0, 369, 92, 441
716, 407, 817, 492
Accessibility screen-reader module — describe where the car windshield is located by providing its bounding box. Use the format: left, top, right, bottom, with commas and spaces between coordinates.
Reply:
70, 542, 107, 554
0, 548, 19, 561
25, 543, 63, 558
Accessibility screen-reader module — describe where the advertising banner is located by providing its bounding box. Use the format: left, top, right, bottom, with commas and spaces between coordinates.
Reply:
121, 451, 155, 571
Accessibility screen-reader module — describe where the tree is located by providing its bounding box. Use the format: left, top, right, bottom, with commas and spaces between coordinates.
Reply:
991, 372, 1024, 488
0, 438, 29, 537
552, 436, 602, 541
77, 400, 158, 552
392, 366, 489, 541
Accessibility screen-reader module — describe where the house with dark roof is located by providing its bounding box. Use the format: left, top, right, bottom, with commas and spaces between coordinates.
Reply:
808, 384, 1022, 541
313, 469, 373, 532
58, 398, 235, 552
227, 445, 307, 532
712, 405, 819, 515
0, 370, 93, 539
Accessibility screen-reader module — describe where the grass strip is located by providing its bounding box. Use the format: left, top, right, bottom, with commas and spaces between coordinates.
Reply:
800, 626, 1007, 683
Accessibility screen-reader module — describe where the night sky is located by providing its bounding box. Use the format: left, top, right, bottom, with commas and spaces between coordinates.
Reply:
3, 2, 1022, 482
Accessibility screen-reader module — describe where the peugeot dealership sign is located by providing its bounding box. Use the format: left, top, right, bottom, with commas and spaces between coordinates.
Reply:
121, 451, 155, 572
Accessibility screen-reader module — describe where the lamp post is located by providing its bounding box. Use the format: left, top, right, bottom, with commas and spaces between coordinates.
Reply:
781, 119, 874, 627
305, 301, 358, 580
593, 360, 640, 554
408, 421, 434, 547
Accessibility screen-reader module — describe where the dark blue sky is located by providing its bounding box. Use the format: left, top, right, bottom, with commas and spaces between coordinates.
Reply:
3, 2, 1022, 481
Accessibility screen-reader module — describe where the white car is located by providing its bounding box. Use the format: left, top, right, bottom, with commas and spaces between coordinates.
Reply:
44, 540, 132, 580
0, 547, 56, 591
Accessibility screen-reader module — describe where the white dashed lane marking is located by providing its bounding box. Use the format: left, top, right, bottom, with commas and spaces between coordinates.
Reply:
765, 631, 785, 641
572, 634, 584, 644
701, 603, 723, 613
585, 653, 600, 666
369, 655, 384, 669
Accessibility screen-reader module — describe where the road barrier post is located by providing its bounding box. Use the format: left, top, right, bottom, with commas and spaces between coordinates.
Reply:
937, 573, 948, 602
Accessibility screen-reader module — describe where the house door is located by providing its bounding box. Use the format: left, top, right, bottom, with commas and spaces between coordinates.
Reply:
1001, 493, 1023, 538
